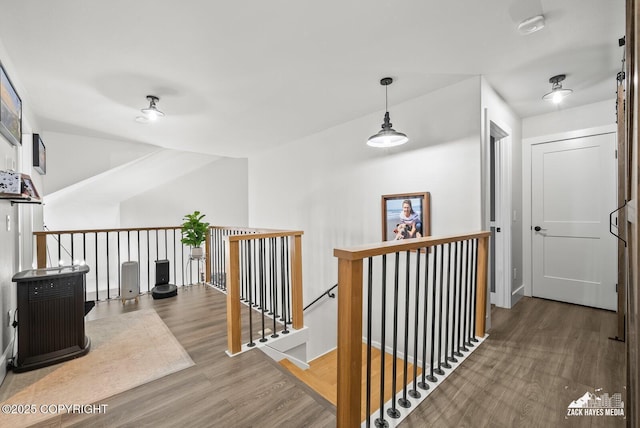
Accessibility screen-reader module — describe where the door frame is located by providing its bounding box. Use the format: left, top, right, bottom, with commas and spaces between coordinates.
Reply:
482, 112, 513, 308
522, 125, 617, 298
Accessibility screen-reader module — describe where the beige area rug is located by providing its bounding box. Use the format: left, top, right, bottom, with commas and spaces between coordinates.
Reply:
0, 309, 194, 427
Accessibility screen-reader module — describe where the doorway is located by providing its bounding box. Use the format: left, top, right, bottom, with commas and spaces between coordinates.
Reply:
487, 121, 511, 308
530, 133, 617, 310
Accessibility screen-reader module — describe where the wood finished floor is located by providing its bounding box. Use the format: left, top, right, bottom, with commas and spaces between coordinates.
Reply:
400, 297, 626, 428
1, 286, 626, 427
10, 285, 336, 427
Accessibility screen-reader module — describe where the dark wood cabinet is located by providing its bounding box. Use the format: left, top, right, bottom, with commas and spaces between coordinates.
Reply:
12, 265, 91, 372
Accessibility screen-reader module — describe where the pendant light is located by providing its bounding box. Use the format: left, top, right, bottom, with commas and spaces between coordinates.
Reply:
367, 77, 409, 148
542, 75, 573, 104
141, 95, 165, 120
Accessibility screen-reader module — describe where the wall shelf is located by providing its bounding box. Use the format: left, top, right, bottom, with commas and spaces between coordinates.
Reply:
0, 196, 42, 206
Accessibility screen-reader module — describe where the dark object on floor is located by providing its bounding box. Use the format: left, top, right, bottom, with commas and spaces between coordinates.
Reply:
11, 265, 91, 372
84, 300, 95, 316
152, 259, 177, 299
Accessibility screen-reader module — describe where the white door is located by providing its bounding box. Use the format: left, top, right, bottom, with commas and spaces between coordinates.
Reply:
531, 133, 617, 310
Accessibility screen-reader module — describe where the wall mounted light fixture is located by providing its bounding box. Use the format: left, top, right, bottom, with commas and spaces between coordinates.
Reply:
367, 77, 408, 148
542, 74, 573, 104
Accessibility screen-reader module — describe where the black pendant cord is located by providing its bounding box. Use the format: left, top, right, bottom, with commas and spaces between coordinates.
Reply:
418, 246, 431, 390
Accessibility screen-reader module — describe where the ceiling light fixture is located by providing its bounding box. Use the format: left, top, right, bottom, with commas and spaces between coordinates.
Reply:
517, 15, 545, 35
366, 77, 409, 148
542, 74, 573, 104
140, 95, 164, 120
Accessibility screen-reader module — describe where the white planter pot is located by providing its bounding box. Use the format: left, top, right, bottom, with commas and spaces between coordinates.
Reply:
191, 247, 204, 259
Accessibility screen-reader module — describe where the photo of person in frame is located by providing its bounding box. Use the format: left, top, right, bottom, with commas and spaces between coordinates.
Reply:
395, 199, 422, 239
384, 196, 424, 241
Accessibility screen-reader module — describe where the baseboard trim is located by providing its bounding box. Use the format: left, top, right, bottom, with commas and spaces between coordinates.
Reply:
0, 338, 15, 386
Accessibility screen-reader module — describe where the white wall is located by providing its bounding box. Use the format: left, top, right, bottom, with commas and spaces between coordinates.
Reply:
248, 77, 483, 359
521, 100, 616, 297
523, 99, 615, 139
120, 157, 248, 228
0, 39, 43, 384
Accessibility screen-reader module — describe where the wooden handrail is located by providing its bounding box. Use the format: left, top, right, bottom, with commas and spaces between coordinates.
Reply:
226, 230, 305, 241
333, 231, 490, 260
334, 231, 490, 428
34, 226, 182, 236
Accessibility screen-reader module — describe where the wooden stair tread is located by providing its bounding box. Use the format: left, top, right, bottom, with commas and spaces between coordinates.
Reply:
280, 343, 422, 421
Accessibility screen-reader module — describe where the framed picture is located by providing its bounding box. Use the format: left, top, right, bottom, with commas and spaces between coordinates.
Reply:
0, 62, 22, 146
382, 192, 431, 241
21, 174, 40, 200
33, 133, 46, 174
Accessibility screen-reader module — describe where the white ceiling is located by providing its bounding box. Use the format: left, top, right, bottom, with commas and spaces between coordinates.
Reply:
0, 0, 625, 158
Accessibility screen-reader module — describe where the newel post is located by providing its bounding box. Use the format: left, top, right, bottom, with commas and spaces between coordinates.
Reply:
225, 237, 242, 354
290, 233, 304, 330
36, 233, 47, 269
475, 235, 489, 337
336, 255, 363, 428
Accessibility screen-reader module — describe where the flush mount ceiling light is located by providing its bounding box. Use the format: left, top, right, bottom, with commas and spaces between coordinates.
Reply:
140, 95, 164, 120
542, 74, 573, 104
367, 77, 408, 148
517, 15, 545, 35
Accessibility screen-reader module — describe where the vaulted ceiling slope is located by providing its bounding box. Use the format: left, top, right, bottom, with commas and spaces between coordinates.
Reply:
0, 0, 625, 158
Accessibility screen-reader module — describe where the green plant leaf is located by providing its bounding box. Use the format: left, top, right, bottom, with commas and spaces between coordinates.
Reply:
180, 210, 210, 247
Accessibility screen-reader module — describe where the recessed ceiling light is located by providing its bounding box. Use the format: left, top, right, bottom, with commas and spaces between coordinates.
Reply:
517, 15, 545, 35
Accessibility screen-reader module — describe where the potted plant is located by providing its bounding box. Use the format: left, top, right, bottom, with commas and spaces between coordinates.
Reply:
180, 210, 210, 259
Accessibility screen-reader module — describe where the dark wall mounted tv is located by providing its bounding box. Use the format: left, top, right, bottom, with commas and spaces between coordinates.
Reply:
33, 133, 46, 175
